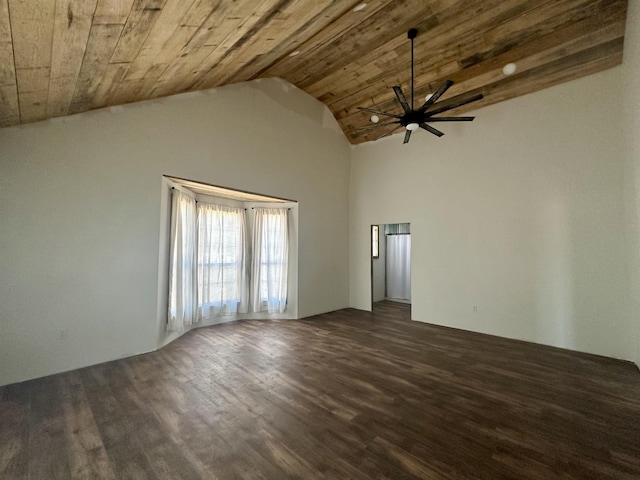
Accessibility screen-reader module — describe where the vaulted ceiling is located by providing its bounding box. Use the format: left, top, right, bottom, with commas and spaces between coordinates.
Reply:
0, 0, 628, 144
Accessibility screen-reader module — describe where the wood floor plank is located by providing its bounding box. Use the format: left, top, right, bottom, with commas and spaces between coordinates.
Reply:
60, 373, 116, 480
1, 301, 639, 479
0, 383, 30, 480
28, 376, 74, 479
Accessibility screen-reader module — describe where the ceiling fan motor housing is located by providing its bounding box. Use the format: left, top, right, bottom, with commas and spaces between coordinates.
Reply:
401, 110, 425, 127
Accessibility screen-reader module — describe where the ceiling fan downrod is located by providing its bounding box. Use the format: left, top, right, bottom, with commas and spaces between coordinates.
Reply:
408, 28, 417, 110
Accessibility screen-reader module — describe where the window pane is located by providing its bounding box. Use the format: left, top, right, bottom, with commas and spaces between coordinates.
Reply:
197, 203, 246, 318
253, 208, 288, 313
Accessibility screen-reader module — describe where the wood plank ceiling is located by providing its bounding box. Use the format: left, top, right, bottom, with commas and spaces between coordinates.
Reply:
0, 0, 628, 144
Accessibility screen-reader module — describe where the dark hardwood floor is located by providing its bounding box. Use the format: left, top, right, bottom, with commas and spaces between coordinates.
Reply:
1, 301, 640, 479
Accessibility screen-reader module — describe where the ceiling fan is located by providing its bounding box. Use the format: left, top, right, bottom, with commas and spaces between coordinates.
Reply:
355, 28, 484, 144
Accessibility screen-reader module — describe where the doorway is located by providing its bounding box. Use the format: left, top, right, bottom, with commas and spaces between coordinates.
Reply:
371, 223, 411, 312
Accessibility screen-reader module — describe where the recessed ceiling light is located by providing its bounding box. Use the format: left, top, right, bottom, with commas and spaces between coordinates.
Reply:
353, 3, 367, 12
370, 115, 379, 123
502, 63, 517, 75
289, 50, 301, 57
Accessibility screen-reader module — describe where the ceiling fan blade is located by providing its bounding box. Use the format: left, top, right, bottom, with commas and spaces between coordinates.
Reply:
393, 86, 411, 113
403, 129, 412, 144
357, 107, 402, 119
419, 123, 444, 137
426, 93, 484, 116
418, 79, 453, 112
351, 120, 401, 132
426, 116, 475, 122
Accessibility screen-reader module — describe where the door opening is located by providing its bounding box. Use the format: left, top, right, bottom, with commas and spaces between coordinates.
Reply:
371, 223, 411, 314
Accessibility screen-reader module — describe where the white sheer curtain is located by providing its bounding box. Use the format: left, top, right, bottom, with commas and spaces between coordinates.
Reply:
197, 203, 248, 319
386, 234, 411, 301
251, 208, 288, 313
168, 189, 197, 331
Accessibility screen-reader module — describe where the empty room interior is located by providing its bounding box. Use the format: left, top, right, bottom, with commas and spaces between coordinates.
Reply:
1, 0, 640, 478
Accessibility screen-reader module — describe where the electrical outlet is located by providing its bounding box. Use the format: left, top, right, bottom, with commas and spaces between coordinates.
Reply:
59, 329, 68, 340
473, 305, 478, 313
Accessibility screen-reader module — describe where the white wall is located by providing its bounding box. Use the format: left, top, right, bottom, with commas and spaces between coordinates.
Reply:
0, 78, 351, 386
622, 0, 640, 367
350, 67, 635, 361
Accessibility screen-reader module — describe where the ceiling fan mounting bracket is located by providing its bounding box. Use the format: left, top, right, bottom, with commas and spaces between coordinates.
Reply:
408, 28, 418, 39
